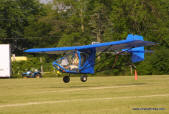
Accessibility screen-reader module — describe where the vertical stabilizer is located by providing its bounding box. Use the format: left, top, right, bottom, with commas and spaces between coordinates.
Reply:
126, 34, 144, 63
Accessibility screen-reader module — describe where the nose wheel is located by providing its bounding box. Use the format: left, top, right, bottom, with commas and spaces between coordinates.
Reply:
63, 76, 70, 83
80, 75, 87, 82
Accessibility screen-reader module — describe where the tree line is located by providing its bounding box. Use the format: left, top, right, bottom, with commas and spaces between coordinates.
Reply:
0, 0, 169, 75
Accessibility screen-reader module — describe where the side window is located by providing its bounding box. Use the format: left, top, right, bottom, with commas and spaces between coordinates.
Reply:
80, 52, 89, 67
72, 53, 79, 65
56, 51, 89, 71
57, 52, 80, 71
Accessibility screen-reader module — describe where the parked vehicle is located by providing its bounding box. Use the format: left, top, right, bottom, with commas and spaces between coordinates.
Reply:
22, 70, 42, 78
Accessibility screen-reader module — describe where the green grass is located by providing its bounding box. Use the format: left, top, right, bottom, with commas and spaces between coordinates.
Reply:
0, 75, 169, 114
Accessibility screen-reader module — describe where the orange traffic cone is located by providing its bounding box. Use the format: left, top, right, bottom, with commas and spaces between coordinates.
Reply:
135, 69, 138, 80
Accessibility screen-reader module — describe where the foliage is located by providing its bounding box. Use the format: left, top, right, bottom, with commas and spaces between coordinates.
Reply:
12, 57, 40, 77
95, 54, 131, 75
12, 56, 54, 77
0, 0, 46, 53
137, 47, 169, 75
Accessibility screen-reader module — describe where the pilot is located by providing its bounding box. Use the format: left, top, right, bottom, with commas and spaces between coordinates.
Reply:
72, 53, 79, 65
69, 53, 79, 70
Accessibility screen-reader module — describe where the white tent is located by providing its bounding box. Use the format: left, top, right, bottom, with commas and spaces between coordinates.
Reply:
0, 44, 11, 78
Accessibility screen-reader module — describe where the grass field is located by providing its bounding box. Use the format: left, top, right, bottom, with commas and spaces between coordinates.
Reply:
0, 75, 169, 114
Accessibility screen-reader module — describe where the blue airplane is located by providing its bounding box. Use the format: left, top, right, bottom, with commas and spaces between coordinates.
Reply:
24, 34, 155, 83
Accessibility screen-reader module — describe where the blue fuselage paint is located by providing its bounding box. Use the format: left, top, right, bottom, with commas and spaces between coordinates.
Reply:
52, 48, 96, 74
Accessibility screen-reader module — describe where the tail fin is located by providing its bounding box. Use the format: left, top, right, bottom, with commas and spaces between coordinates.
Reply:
126, 34, 144, 63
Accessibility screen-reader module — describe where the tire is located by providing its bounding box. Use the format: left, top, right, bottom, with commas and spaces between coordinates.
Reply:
63, 76, 70, 83
80, 75, 87, 82
35, 73, 41, 78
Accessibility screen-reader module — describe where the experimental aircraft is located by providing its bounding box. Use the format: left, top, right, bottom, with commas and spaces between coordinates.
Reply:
24, 34, 155, 83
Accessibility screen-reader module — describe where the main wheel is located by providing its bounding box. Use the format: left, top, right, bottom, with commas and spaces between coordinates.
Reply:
63, 76, 70, 83
80, 75, 87, 82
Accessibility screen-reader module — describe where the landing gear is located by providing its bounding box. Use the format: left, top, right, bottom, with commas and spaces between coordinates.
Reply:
80, 75, 87, 82
62, 75, 87, 83
63, 76, 70, 83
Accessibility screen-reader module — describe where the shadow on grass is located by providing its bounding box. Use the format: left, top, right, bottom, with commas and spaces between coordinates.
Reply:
116, 83, 146, 86
49, 85, 100, 88
48, 83, 146, 89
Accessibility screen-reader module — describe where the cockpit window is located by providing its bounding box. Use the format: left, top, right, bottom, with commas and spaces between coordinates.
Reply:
80, 52, 89, 67
56, 51, 90, 72
56, 52, 79, 71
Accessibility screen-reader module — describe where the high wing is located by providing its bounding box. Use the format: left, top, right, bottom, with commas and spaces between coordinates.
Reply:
24, 39, 155, 54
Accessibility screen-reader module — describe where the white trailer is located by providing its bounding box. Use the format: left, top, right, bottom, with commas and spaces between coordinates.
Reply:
0, 44, 11, 78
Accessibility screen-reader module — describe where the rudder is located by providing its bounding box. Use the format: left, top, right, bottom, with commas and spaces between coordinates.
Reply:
126, 34, 144, 63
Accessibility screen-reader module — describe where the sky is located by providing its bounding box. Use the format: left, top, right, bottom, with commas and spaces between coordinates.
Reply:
39, 0, 53, 4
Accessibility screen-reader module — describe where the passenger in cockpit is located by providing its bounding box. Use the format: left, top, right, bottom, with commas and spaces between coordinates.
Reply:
69, 53, 79, 70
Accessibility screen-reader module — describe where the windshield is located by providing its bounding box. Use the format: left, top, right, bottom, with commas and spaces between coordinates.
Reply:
56, 52, 79, 71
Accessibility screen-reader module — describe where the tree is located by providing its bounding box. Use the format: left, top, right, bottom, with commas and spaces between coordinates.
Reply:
86, 0, 113, 42
137, 47, 169, 75
0, 0, 46, 54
